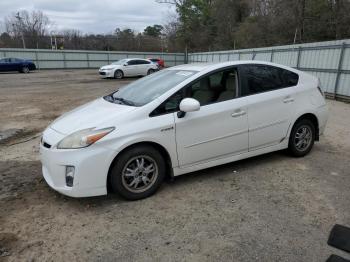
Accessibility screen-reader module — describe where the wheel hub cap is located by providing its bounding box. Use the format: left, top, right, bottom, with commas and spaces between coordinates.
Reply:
294, 125, 312, 151
121, 155, 158, 193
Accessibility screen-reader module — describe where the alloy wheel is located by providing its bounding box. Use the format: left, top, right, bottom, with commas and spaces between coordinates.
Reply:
121, 155, 158, 193
294, 125, 312, 152
115, 70, 123, 79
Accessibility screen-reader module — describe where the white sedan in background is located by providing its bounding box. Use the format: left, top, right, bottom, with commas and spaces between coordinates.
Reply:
99, 58, 159, 79
41, 61, 328, 200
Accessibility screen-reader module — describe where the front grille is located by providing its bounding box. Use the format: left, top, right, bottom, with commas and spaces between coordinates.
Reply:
43, 142, 51, 149
99, 72, 106, 75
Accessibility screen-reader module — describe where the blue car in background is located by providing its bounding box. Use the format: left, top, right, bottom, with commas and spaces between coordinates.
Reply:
0, 58, 36, 73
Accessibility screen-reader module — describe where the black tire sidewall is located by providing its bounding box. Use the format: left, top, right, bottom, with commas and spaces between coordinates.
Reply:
22, 66, 29, 73
110, 146, 166, 200
288, 119, 315, 157
147, 69, 154, 75
114, 70, 123, 79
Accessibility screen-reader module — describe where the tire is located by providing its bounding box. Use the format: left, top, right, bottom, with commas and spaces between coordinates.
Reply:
114, 70, 123, 79
110, 145, 166, 200
21, 66, 30, 73
147, 69, 155, 75
288, 119, 315, 157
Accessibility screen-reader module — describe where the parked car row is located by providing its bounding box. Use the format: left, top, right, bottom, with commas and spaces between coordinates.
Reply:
0, 58, 36, 73
40, 60, 328, 200
0, 57, 165, 79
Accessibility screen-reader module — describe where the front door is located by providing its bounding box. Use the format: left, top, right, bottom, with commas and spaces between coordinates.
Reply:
123, 60, 138, 76
174, 68, 249, 167
175, 97, 249, 167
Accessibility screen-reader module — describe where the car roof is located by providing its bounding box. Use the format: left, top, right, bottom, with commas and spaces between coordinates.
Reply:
168, 60, 299, 73
126, 58, 150, 61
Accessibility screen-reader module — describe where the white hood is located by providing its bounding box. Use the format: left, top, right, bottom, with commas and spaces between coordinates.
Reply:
50, 98, 137, 135
100, 64, 121, 70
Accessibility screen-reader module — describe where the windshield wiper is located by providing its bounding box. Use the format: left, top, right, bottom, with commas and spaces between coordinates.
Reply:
113, 97, 135, 106
104, 94, 114, 102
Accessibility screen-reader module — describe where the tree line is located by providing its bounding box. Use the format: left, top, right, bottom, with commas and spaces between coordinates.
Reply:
1, 1, 350, 53
161, 0, 350, 51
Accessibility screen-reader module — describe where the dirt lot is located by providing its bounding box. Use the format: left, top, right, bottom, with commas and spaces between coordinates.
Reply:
0, 69, 349, 262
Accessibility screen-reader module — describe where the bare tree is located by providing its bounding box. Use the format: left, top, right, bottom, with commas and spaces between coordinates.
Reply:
5, 10, 51, 48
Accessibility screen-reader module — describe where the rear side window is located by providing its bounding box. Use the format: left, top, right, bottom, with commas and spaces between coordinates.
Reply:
137, 60, 150, 65
128, 60, 137, 65
280, 69, 299, 87
240, 65, 299, 96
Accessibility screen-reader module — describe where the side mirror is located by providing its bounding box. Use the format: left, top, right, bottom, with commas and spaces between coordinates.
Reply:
124, 63, 128, 66
178, 98, 200, 118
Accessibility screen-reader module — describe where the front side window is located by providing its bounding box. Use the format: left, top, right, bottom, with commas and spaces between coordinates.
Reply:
127, 60, 137, 65
112, 59, 128, 65
151, 68, 238, 116
104, 70, 196, 107
189, 70, 237, 106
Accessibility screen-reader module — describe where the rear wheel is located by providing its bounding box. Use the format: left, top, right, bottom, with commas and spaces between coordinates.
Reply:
110, 145, 165, 200
288, 119, 315, 157
21, 66, 30, 73
147, 69, 156, 75
114, 70, 123, 79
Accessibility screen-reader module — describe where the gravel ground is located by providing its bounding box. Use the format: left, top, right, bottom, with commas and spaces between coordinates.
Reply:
0, 70, 349, 262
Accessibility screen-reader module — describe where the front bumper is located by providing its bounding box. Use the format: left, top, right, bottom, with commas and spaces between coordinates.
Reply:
99, 69, 114, 78
40, 128, 116, 197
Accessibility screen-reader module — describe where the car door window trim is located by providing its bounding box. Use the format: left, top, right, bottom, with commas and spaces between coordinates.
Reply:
239, 64, 299, 97
150, 66, 241, 118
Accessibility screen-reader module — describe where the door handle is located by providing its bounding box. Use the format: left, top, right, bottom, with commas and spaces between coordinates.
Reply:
231, 110, 246, 118
283, 97, 294, 103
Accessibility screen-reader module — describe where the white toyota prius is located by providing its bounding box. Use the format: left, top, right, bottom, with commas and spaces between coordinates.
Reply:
40, 61, 328, 200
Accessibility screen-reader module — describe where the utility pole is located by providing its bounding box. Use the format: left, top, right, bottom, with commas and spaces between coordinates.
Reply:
15, 12, 26, 49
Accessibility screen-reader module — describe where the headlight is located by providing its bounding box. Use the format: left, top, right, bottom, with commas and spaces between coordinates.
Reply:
56, 127, 115, 149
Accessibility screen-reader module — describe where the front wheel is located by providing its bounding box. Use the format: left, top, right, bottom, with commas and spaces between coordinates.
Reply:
147, 69, 156, 75
114, 70, 123, 79
288, 119, 315, 157
110, 146, 165, 200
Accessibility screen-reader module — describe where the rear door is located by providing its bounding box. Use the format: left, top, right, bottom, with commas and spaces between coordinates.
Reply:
137, 60, 151, 75
239, 64, 298, 151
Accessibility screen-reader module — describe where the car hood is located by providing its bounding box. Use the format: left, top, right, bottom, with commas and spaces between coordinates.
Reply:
50, 98, 137, 135
100, 65, 120, 70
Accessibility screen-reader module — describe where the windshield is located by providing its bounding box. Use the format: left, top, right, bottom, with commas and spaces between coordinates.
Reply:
104, 70, 196, 106
112, 59, 128, 65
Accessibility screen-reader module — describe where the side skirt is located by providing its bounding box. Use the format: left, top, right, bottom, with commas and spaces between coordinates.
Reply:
172, 140, 288, 176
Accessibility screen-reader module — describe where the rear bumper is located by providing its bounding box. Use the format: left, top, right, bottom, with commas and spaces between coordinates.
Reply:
316, 104, 329, 136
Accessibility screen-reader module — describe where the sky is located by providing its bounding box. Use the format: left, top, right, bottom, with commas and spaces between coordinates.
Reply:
0, 0, 175, 34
